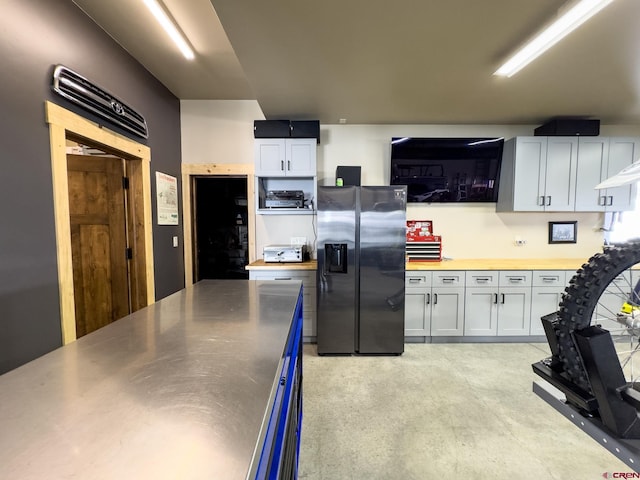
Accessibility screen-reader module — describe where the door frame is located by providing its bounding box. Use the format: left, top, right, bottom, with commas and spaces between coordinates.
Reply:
45, 101, 155, 344
181, 163, 255, 286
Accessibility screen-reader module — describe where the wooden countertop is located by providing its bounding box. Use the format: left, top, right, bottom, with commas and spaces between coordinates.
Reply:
247, 258, 589, 271
246, 259, 318, 270
406, 258, 588, 271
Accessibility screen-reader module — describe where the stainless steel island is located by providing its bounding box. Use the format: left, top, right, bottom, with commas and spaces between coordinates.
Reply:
0, 280, 303, 480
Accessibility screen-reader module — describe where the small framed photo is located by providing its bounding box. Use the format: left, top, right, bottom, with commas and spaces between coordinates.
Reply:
549, 221, 577, 244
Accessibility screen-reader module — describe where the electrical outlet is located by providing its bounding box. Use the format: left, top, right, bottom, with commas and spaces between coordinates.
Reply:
514, 237, 526, 246
291, 237, 307, 246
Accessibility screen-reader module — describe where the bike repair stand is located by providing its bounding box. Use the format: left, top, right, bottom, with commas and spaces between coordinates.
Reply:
532, 312, 640, 471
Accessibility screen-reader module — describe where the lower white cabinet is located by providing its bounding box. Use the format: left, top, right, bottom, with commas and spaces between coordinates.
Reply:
407, 268, 572, 339
405, 271, 465, 337
249, 269, 317, 338
405, 272, 431, 336
530, 271, 568, 335
464, 271, 532, 336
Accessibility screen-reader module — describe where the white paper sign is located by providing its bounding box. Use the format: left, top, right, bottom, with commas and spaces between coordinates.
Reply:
156, 172, 179, 225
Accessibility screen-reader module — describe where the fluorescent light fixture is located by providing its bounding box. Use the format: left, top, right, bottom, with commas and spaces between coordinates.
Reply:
468, 137, 504, 146
142, 0, 195, 60
494, 0, 614, 77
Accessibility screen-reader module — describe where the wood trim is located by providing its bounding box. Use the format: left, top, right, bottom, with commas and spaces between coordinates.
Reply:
45, 101, 155, 344
48, 123, 76, 345
181, 163, 255, 286
181, 170, 193, 286
181, 163, 253, 175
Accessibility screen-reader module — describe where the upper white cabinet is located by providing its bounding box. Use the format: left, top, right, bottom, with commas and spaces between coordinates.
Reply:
254, 138, 317, 177
496, 137, 578, 212
497, 136, 577, 212
254, 138, 317, 214
574, 137, 639, 212
498, 136, 639, 212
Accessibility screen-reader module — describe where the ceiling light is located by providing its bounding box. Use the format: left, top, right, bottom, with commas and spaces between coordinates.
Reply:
494, 0, 614, 77
142, 0, 195, 60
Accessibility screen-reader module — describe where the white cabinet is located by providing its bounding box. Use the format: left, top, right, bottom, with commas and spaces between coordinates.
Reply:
404, 271, 465, 337
574, 137, 639, 212
497, 137, 577, 212
464, 271, 531, 336
530, 271, 567, 335
254, 138, 316, 177
254, 138, 317, 215
431, 272, 465, 336
497, 271, 532, 335
405, 272, 431, 337
249, 269, 317, 338
463, 271, 498, 335
499, 136, 640, 213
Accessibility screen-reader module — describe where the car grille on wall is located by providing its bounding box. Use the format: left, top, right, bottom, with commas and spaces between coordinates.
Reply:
52, 65, 149, 139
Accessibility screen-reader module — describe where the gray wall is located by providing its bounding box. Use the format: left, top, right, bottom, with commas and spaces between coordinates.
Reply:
0, 0, 184, 374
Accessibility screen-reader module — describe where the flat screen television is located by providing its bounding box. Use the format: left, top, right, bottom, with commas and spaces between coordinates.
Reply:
390, 137, 504, 203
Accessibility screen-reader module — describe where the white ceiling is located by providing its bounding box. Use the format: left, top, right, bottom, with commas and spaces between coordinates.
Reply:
72, 0, 640, 126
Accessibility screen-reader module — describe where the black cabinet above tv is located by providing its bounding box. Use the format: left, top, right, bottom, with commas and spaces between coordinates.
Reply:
390, 137, 504, 203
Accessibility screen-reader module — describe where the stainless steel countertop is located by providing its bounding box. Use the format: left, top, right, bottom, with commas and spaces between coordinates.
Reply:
0, 280, 302, 480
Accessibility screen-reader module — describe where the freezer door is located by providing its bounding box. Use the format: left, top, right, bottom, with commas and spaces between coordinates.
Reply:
358, 186, 407, 354
317, 186, 357, 354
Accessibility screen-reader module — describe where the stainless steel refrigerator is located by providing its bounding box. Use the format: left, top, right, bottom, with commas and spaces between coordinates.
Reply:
316, 185, 407, 355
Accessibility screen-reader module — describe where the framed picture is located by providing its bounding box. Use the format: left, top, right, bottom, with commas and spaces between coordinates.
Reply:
549, 221, 577, 244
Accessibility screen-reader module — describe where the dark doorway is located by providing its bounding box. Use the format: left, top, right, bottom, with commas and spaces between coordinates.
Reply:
194, 177, 249, 280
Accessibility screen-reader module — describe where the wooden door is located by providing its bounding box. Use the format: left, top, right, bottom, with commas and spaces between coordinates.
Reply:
67, 154, 130, 337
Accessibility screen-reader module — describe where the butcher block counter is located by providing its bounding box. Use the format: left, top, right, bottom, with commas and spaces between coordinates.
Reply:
406, 258, 588, 271
246, 259, 317, 270
246, 258, 587, 272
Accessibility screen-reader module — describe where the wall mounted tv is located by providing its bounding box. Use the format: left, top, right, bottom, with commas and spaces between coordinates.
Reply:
390, 137, 504, 203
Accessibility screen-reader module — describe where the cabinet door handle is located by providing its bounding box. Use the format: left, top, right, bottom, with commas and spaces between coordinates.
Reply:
546, 196, 551, 206
274, 277, 292, 280
433, 293, 438, 305
508, 277, 524, 284
541, 277, 558, 283
599, 195, 607, 206
608, 196, 613, 206
426, 293, 430, 305
288, 160, 291, 171
280, 160, 285, 171
501, 293, 505, 304
538, 196, 545, 206
409, 278, 422, 284
493, 293, 498, 304
441, 277, 455, 284
475, 277, 490, 284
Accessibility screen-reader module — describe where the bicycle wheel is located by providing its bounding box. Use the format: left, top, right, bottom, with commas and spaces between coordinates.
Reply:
557, 239, 640, 393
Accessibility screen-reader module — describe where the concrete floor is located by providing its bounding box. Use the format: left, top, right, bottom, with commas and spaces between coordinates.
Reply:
298, 342, 631, 479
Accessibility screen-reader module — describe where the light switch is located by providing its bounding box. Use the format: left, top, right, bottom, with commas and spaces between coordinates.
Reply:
172, 236, 178, 247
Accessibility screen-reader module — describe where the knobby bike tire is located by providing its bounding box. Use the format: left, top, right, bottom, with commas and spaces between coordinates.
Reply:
557, 240, 640, 393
